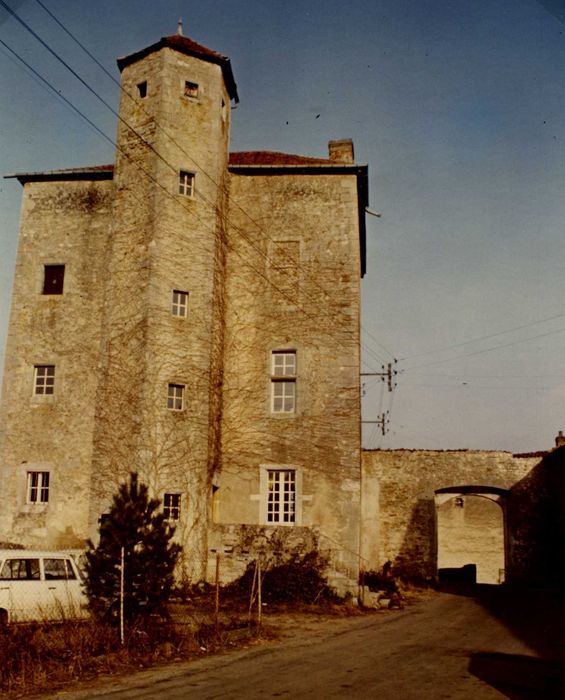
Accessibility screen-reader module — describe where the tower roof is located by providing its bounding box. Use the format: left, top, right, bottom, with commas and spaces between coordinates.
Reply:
117, 34, 239, 102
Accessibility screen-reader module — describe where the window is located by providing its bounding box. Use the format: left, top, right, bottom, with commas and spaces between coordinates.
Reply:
167, 383, 185, 410
44, 558, 76, 580
164, 493, 181, 520
34, 365, 55, 395
0, 558, 40, 580
27, 471, 49, 504
172, 290, 189, 317
271, 351, 296, 413
267, 470, 295, 524
42, 264, 65, 295
178, 171, 195, 197
184, 80, 198, 98
137, 80, 147, 98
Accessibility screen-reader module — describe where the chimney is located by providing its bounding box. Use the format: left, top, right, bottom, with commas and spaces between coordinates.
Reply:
555, 431, 565, 448
328, 139, 354, 164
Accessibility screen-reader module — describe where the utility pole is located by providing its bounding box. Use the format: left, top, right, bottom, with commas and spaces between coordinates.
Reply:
361, 359, 397, 392
362, 411, 389, 435
361, 360, 397, 436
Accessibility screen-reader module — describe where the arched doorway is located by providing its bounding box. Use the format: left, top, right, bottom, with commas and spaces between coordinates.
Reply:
435, 486, 508, 585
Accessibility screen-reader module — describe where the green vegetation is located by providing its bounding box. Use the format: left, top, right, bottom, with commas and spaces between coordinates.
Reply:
84, 473, 181, 623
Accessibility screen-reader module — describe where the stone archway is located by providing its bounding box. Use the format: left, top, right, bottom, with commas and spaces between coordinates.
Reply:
435, 486, 508, 585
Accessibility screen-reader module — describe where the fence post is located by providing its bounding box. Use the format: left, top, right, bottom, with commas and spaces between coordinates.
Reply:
120, 546, 124, 645
257, 555, 262, 628
214, 552, 220, 632
248, 560, 258, 626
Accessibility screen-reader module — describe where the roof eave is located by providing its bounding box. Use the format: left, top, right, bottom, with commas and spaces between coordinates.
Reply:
5, 169, 114, 185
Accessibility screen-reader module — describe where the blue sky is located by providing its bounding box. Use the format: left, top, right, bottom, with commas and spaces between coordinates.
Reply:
2, 0, 565, 452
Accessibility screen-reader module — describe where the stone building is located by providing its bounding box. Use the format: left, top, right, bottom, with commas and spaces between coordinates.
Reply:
0, 32, 368, 591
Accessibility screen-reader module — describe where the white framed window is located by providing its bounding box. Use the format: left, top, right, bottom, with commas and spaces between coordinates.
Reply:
271, 351, 296, 413
167, 383, 185, 410
27, 471, 50, 504
178, 171, 195, 197
34, 365, 55, 395
172, 290, 189, 317
184, 80, 199, 98
164, 493, 181, 521
267, 470, 295, 524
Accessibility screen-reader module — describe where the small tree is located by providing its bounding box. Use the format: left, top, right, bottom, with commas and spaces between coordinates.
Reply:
84, 472, 181, 623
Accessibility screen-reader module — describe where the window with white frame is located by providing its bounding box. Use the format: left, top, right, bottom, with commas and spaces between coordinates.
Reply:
163, 493, 181, 520
27, 471, 50, 504
178, 170, 195, 197
267, 470, 295, 524
34, 365, 55, 395
167, 383, 185, 410
271, 351, 296, 413
171, 290, 189, 317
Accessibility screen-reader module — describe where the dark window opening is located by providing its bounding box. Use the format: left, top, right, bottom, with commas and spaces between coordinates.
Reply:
184, 81, 198, 98
43, 265, 65, 295
137, 81, 147, 98
164, 493, 181, 520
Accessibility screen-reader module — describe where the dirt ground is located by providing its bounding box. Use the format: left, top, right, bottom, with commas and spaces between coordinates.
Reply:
43, 586, 565, 699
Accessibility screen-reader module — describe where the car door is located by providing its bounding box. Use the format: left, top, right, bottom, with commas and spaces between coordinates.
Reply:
42, 556, 87, 619
0, 557, 42, 622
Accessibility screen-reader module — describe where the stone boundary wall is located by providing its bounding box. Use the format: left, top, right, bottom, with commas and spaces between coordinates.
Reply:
361, 449, 539, 581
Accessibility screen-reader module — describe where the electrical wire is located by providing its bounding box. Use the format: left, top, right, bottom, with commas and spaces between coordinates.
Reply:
401, 310, 565, 362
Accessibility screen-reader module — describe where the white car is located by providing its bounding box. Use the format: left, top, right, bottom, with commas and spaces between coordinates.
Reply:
0, 550, 89, 624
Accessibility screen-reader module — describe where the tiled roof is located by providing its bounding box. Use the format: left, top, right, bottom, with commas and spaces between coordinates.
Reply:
229, 151, 334, 166
117, 35, 238, 102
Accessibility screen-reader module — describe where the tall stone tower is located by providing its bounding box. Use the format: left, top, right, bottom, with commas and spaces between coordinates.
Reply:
90, 32, 239, 574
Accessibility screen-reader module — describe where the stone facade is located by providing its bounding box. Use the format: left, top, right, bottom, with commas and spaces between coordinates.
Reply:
0, 33, 367, 593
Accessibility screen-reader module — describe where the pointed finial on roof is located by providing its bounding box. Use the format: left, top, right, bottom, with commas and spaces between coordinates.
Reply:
177, 17, 183, 36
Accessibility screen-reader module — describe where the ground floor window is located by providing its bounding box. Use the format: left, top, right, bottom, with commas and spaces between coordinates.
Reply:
267, 470, 295, 524
27, 471, 49, 504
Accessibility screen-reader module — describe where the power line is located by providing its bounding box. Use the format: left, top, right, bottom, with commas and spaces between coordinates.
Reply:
401, 310, 565, 362
403, 323, 565, 371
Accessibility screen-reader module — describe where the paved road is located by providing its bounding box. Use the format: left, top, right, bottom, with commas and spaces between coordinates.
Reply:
50, 592, 563, 699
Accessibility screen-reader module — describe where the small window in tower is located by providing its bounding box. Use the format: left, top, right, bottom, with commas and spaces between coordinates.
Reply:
137, 81, 147, 98
184, 81, 198, 98
172, 290, 189, 317
167, 383, 185, 411
178, 171, 195, 197
42, 265, 65, 295
34, 365, 55, 395
164, 493, 181, 521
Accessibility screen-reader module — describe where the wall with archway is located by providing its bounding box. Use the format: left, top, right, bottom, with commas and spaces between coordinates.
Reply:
361, 449, 539, 582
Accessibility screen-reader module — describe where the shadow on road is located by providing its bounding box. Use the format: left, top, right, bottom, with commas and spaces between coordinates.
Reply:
469, 652, 564, 699
439, 582, 565, 698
